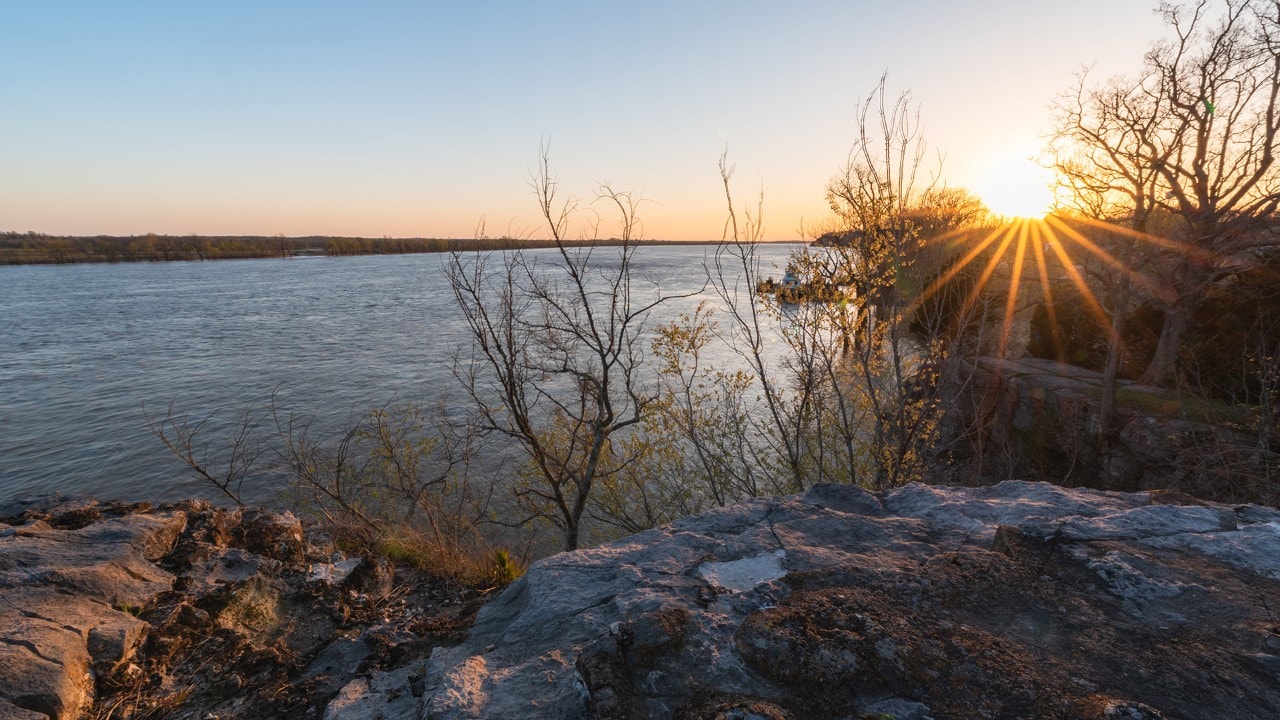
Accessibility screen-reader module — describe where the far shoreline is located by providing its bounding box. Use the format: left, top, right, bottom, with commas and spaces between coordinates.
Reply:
1, 232, 801, 267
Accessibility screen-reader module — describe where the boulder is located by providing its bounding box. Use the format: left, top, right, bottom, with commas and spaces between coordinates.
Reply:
0, 699, 48, 720
7, 482, 1280, 719
953, 357, 1270, 502
232, 508, 305, 563
0, 507, 186, 719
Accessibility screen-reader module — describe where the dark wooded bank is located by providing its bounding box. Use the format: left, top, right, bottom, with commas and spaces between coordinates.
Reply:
0, 232, 717, 265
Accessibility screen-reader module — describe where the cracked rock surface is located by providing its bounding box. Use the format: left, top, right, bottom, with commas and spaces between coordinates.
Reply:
332, 480, 1280, 719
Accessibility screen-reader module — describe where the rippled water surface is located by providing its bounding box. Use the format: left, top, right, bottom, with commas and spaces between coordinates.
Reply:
0, 246, 796, 505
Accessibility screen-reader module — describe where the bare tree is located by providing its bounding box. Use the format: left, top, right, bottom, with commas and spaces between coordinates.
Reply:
151, 389, 502, 580
712, 155, 817, 493
586, 302, 773, 535
274, 400, 487, 541
1050, 69, 1168, 461
1053, 0, 1280, 386
826, 73, 935, 249
145, 400, 266, 506
815, 74, 952, 489
447, 147, 688, 551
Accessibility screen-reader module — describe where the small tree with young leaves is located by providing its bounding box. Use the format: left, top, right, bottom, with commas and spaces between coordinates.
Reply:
712, 75, 954, 493
587, 303, 783, 536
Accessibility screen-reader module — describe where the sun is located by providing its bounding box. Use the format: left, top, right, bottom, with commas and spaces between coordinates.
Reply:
972, 142, 1056, 220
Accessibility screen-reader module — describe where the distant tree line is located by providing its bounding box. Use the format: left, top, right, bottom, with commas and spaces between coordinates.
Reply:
0, 231, 705, 265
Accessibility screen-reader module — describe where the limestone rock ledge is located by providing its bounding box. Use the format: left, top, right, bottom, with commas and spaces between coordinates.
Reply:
4, 481, 1280, 719
334, 480, 1280, 720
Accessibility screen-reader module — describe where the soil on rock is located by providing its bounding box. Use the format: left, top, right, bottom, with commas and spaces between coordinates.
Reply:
101, 506, 487, 720
736, 535, 1270, 719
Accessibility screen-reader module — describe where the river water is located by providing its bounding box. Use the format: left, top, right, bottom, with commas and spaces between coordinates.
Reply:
0, 245, 799, 506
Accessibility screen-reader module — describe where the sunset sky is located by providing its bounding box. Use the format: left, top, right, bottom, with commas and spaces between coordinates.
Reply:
3, 2, 1168, 241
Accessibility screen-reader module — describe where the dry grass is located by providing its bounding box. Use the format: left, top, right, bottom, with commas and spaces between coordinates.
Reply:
323, 520, 525, 590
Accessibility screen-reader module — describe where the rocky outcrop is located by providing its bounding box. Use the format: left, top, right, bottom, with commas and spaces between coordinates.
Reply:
5, 482, 1280, 719
950, 356, 1268, 502
0, 497, 185, 719
0, 496, 484, 720
330, 480, 1280, 719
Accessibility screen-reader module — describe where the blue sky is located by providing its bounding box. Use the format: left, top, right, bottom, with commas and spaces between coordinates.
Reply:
2, 1, 1167, 240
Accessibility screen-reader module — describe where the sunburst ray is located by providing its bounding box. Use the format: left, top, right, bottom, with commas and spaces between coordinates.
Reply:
998, 220, 1032, 358
1030, 220, 1065, 361
906, 224, 1013, 318
1043, 215, 1172, 304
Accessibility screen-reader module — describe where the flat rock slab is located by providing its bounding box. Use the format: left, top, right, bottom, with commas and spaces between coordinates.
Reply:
0, 509, 186, 719
327, 480, 1280, 719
